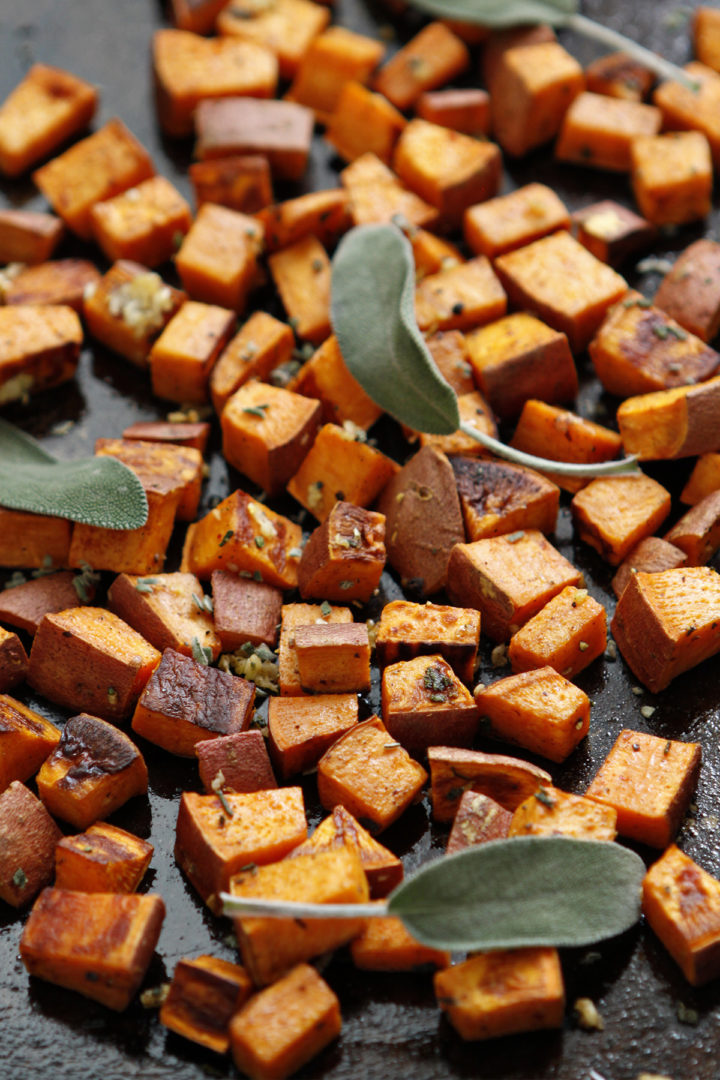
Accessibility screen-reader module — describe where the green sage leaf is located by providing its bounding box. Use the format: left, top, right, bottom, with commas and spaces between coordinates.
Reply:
403, 0, 576, 28
0, 418, 148, 529
331, 224, 460, 436
387, 837, 644, 951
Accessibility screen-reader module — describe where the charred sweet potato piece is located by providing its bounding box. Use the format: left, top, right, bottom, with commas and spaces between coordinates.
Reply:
211, 311, 294, 416
446, 791, 512, 855
160, 955, 253, 1054
586, 729, 701, 848
54, 822, 153, 894
0, 508, 71, 570
464, 182, 569, 260
611, 536, 687, 599
4, 259, 99, 311
190, 155, 273, 215
382, 654, 478, 753
0, 782, 61, 908
556, 92, 661, 171
427, 746, 551, 823
654, 239, 720, 343
317, 715, 427, 833
19, 888, 165, 1011
571, 474, 671, 566
617, 376, 720, 460
212, 571, 282, 652
287, 26, 385, 123
217, 0, 330, 80
287, 334, 383, 430
0, 303, 82, 405
195, 98, 313, 181
176, 204, 263, 313
572, 200, 655, 266
37, 713, 148, 829
268, 235, 332, 345
653, 62, 720, 167
0, 572, 88, 635
149, 300, 236, 404
28, 607, 160, 721
414, 257, 507, 333
122, 420, 210, 453
631, 132, 713, 226
509, 786, 617, 840
375, 599, 479, 685
611, 566, 720, 691
451, 457, 559, 540
196, 729, 278, 794
416, 88, 490, 138
0, 209, 64, 264
507, 586, 607, 680
341, 152, 438, 229
108, 572, 220, 661
297, 501, 385, 603
584, 51, 654, 101
351, 915, 450, 971
294, 622, 371, 693
664, 491, 720, 566
0, 694, 60, 790
326, 81, 406, 165
90, 176, 191, 269
0, 626, 28, 692
374, 22, 468, 110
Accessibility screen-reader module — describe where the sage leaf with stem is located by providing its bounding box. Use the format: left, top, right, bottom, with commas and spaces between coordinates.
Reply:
330, 225, 638, 478
0, 418, 148, 529
221, 836, 645, 951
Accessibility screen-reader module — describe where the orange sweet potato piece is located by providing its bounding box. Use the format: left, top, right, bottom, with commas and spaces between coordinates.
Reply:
196, 729, 278, 795
160, 954, 253, 1054
0, 572, 86, 636
464, 182, 569, 259
297, 501, 385, 603
653, 61, 720, 166
176, 204, 263, 313
294, 622, 371, 693
54, 822, 153, 894
374, 22, 469, 110
95, 436, 203, 522
611, 536, 687, 599
190, 155, 273, 215
416, 88, 490, 138
0, 781, 61, 907
287, 26, 385, 123
587, 729, 701, 848
4, 259, 99, 312
631, 131, 713, 226
268, 694, 358, 779
278, 602, 352, 697
414, 256, 507, 334
217, 0, 330, 80
90, 175, 191, 268
694, 7, 720, 73
290, 804, 403, 899
340, 152, 438, 229
509, 786, 617, 840
0, 694, 60, 790
287, 334, 383, 430
195, 98, 313, 182
446, 791, 512, 855
0, 209, 64, 264
427, 745, 551, 823
382, 654, 478, 753
19, 888, 165, 1011
122, 420, 210, 454
150, 300, 236, 404
664, 490, 720, 565
507, 586, 607, 680
483, 24, 557, 86
68, 490, 180, 577
681, 451, 720, 505
0, 508, 71, 570
268, 235, 331, 345
617, 376, 720, 461
571, 474, 671, 566
654, 239, 720, 344
326, 81, 406, 165
375, 599, 479, 685
584, 51, 654, 101
351, 915, 450, 971
423, 330, 474, 394
257, 189, 351, 254
0, 303, 82, 405
169, 0, 230, 33
212, 571, 283, 651
107, 571, 220, 661
0, 626, 28, 692
450, 457, 560, 539
416, 390, 497, 459
211, 311, 294, 415
572, 199, 655, 266
556, 92, 661, 171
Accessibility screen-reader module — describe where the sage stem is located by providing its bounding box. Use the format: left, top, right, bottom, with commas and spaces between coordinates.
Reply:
565, 13, 699, 91
220, 894, 389, 919
459, 422, 640, 477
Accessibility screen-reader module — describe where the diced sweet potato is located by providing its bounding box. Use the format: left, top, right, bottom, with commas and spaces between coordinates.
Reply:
196, 729, 278, 794
382, 654, 478, 753
416, 390, 497, 459
169, 0, 229, 33
423, 330, 474, 394
351, 915, 450, 971
451, 457, 559, 540
160, 954, 253, 1055
217, 0, 330, 80
297, 501, 385, 603
617, 376, 720, 460
416, 88, 490, 138
653, 61, 720, 166
694, 7, 720, 72
374, 22, 468, 110
611, 536, 687, 599
149, 300, 236, 404
28, 607, 160, 721
5, 259, 100, 312
586, 729, 701, 847
682, 452, 720, 505
287, 334, 382, 430
0, 694, 60, 791
0, 209, 64, 264
123, 419, 210, 453
483, 24, 557, 87
585, 51, 654, 100
268, 694, 358, 779
571, 474, 671, 566
0, 781, 61, 907
290, 804, 403, 898
631, 131, 713, 226
90, 175, 191, 268
326, 81, 406, 165
0, 508, 71, 570
427, 745, 551, 823
95, 436, 203, 522
0, 626, 28, 692
415, 256, 507, 333
257, 190, 351, 254
572, 200, 655, 266
107, 571, 220, 661
509, 786, 617, 840
268, 235, 332, 344
654, 238, 720, 343
375, 599, 479, 685
176, 203, 263, 313
19, 888, 165, 1011
556, 92, 662, 171
287, 26, 385, 123
0, 304, 82, 405
340, 151, 438, 229
294, 622, 370, 693
54, 822, 153, 894
664, 490, 720, 566
195, 97, 313, 181
446, 791, 512, 855
211, 311, 294, 415
212, 571, 282, 651
507, 586, 607, 680
68, 490, 180, 578
190, 155, 273, 215
277, 602, 352, 697
464, 183, 569, 260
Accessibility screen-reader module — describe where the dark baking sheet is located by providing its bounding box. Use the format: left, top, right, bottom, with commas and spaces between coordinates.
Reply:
2, 2, 720, 1078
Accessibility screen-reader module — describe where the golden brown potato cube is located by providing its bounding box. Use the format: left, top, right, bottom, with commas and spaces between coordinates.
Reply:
175, 786, 307, 906
294, 622, 370, 693
617, 376, 720, 461
297, 501, 385, 603
287, 26, 385, 123
416, 88, 491, 138
664, 490, 720, 566
195, 98, 313, 182
570, 473, 671, 566
278, 601, 352, 697
211, 571, 282, 651
450, 457, 559, 541
0, 781, 61, 907
160, 955, 253, 1055
0, 694, 60, 790
464, 182, 570, 259
0, 508, 71, 570
217, 0, 330, 80
382, 654, 478, 753
631, 132, 713, 226
375, 599, 479, 685
326, 81, 406, 165
150, 300, 236, 404
37, 713, 148, 829
108, 571, 220, 661
287, 334, 382, 430
427, 745, 551, 822
268, 235, 331, 344
0, 626, 28, 692
33, 118, 154, 240
90, 176, 191, 268
654, 239, 720, 342
507, 585, 607, 680
694, 7, 720, 73
351, 915, 450, 971
643, 844, 720, 986
495, 231, 628, 354
0, 63, 97, 177
0, 209, 64, 264
0, 303, 82, 405
317, 715, 427, 833
393, 119, 501, 228
434, 948, 564, 1040
446, 791, 512, 855
291, 803, 403, 898
610, 566, 720, 692
340, 151, 438, 229
509, 786, 617, 840
229, 963, 341, 1078
653, 62, 720, 167
28, 607, 160, 721
611, 536, 687, 599
190, 155, 273, 215
4, 259, 100, 312
447, 530, 583, 642
374, 21, 469, 110
196, 729, 278, 794
415, 256, 507, 334
491, 41, 584, 157
54, 822, 153, 894
556, 92, 662, 171
20, 888, 165, 1011
572, 199, 655, 266
584, 50, 654, 100
176, 203, 263, 314
586, 729, 701, 848
211, 311, 294, 416
257, 189, 351, 255
222, 380, 322, 495
153, 28, 278, 137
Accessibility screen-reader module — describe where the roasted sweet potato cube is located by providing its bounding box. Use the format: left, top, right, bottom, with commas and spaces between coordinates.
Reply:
611, 536, 687, 599
217, 0, 330, 80
0, 694, 60, 790
571, 473, 671, 566
211, 312, 294, 415
257, 189, 351, 256
508, 586, 607, 680
294, 622, 370, 693
190, 155, 273, 215
90, 176, 191, 268
0, 209, 64, 264
631, 132, 713, 226
447, 530, 583, 642
290, 803, 403, 898
211, 572, 282, 652
153, 29, 278, 137
664, 491, 720, 566
288, 334, 382, 430
0, 508, 71, 570
268, 235, 331, 345
483, 24, 557, 86
122, 419, 210, 453
37, 713, 148, 829
434, 948, 564, 1040
509, 785, 617, 840
682, 452, 720, 506
222, 381, 322, 495
169, 0, 229, 33
160, 955, 253, 1055
617, 376, 720, 461
416, 390, 497, 460
421, 330, 474, 395
107, 571, 220, 661
4, 259, 100, 312
416, 88, 490, 137
195, 98, 313, 182
278, 602, 352, 697
451, 457, 559, 540
446, 791, 512, 855
556, 92, 662, 171
694, 7, 720, 72
340, 151, 438, 229
375, 599, 479, 685
19, 888, 165, 1011
490, 40, 584, 156
33, 119, 154, 240
475, 666, 590, 763
382, 654, 478, 753
351, 915, 450, 971
95, 436, 203, 522
28, 607, 160, 721
176, 204, 263, 313
495, 231, 628, 354
68, 488, 180, 577
0, 303, 82, 405
0, 63, 97, 177
584, 50, 653, 100
611, 566, 720, 691
643, 844, 720, 986
326, 81, 406, 165
586, 729, 701, 847
150, 300, 236, 404
0, 782, 61, 907
230, 847, 369, 985
0, 626, 28, 692
0, 572, 88, 635
287, 26, 385, 123
297, 501, 385, 603
196, 729, 277, 794
415, 256, 507, 334
374, 22, 468, 110
464, 182, 570, 259
572, 200, 655, 266
54, 822, 153, 894
175, 786, 307, 906
427, 746, 551, 823
654, 239, 720, 343
317, 715, 427, 833
653, 62, 720, 167
229, 963, 341, 1079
